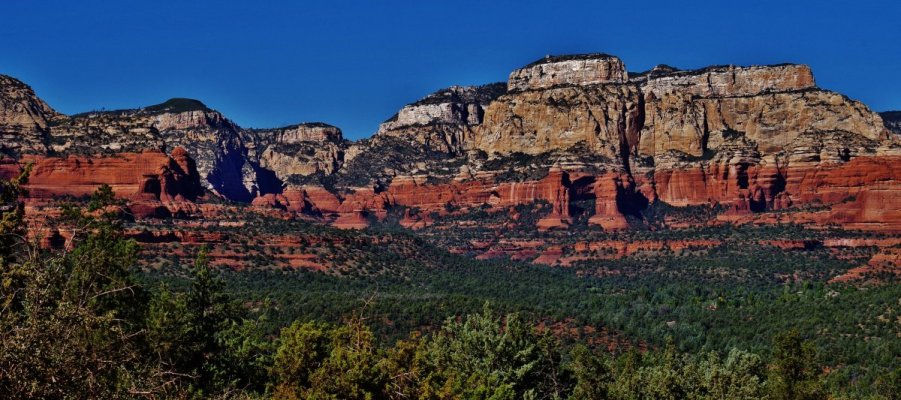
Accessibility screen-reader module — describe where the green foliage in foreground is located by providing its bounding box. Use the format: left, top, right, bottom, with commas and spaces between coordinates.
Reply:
1, 178, 899, 399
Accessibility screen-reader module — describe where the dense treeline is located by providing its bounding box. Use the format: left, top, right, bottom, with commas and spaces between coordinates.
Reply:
151, 230, 898, 395
1, 176, 899, 398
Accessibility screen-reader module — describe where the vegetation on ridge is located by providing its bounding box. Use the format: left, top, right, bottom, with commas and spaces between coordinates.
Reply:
144, 98, 212, 114
408, 82, 508, 107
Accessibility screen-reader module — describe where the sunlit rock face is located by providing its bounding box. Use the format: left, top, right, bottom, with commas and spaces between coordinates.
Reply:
1, 52, 898, 231
0, 74, 61, 155
475, 55, 887, 159
245, 123, 347, 187
373, 83, 506, 155
636, 64, 886, 158
507, 54, 629, 92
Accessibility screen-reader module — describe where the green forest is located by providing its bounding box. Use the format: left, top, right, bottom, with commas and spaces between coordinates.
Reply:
1, 173, 899, 399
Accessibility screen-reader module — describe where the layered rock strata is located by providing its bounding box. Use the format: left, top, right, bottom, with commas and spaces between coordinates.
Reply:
1, 51, 898, 232
467, 54, 896, 231
245, 123, 346, 181
508, 54, 628, 92
0, 147, 202, 218
0, 75, 60, 155
372, 83, 506, 155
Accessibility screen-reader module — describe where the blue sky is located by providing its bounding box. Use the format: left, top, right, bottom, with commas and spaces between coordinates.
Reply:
1, 0, 898, 139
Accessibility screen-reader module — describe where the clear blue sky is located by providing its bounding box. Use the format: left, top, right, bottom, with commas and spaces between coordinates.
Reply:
2, 0, 898, 139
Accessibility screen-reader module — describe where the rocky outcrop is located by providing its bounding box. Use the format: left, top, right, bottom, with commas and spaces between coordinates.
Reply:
476, 83, 642, 159
2, 51, 898, 232
508, 54, 628, 92
380, 84, 506, 130
826, 182, 901, 231
535, 166, 572, 230
272, 166, 636, 231
146, 105, 255, 201
638, 69, 887, 158
0, 150, 196, 199
0, 75, 60, 155
246, 123, 346, 182
648, 145, 901, 226
587, 174, 631, 230
637, 64, 815, 98
252, 122, 342, 144
466, 53, 897, 229
476, 56, 889, 160
41, 98, 262, 201
373, 83, 506, 155
0, 147, 204, 218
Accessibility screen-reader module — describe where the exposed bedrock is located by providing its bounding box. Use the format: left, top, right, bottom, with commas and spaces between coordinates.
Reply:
0, 147, 204, 218
2, 51, 899, 230
0, 74, 60, 155
507, 54, 629, 92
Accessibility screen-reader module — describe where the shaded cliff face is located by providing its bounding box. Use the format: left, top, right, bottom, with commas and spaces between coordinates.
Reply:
882, 111, 901, 135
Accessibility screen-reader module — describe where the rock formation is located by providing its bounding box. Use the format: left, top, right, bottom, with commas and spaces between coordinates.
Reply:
508, 54, 628, 92
0, 74, 60, 155
0, 147, 203, 218
367, 83, 506, 155
1, 52, 898, 233
380, 84, 506, 132
35, 97, 261, 201
245, 123, 346, 184
466, 54, 896, 230
637, 66, 886, 158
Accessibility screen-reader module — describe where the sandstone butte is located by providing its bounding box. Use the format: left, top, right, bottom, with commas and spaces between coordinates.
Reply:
1, 53, 899, 232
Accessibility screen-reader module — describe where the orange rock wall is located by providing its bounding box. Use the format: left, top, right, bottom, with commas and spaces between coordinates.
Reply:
0, 149, 203, 218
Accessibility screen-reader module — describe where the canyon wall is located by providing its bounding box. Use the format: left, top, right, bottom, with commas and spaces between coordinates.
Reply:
465, 55, 897, 231
245, 123, 346, 184
0, 147, 202, 218
1, 51, 898, 232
